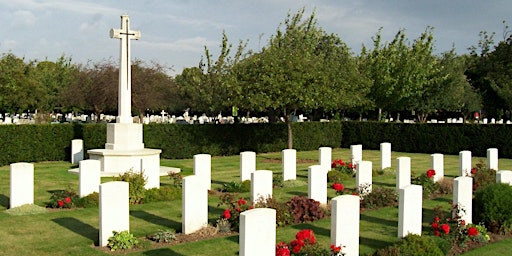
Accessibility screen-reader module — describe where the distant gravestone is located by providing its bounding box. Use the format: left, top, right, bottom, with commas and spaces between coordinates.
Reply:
71, 139, 84, 164
431, 153, 444, 182
319, 147, 332, 172
459, 151, 472, 177
194, 154, 212, 190
79, 159, 100, 197
380, 142, 391, 170
182, 175, 208, 234
240, 151, 256, 181
331, 195, 360, 256
140, 157, 160, 189
99, 181, 129, 247
453, 176, 473, 224
487, 148, 498, 171
396, 157, 411, 191
398, 184, 423, 238
496, 170, 512, 185
350, 144, 363, 164
239, 208, 276, 256
282, 149, 296, 180
9, 162, 34, 208
356, 161, 372, 193
308, 165, 327, 204
250, 170, 273, 204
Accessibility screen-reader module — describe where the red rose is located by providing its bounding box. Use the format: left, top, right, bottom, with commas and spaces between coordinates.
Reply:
434, 230, 440, 236
64, 197, 71, 204
467, 227, 479, 237
440, 224, 450, 234
58, 200, 64, 207
290, 239, 305, 254
460, 220, 466, 226
237, 198, 247, 206
471, 168, 476, 174
276, 242, 290, 256
223, 209, 231, 219
431, 222, 439, 229
332, 183, 344, 192
426, 169, 436, 178
330, 245, 341, 253
434, 217, 440, 222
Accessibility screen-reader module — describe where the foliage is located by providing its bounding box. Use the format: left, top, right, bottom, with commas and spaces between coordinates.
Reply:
215, 218, 231, 233
255, 197, 294, 227
411, 169, 439, 198
107, 230, 140, 251
471, 161, 496, 191
373, 234, 444, 256
437, 178, 454, 195
276, 229, 344, 256
219, 180, 251, 193
273, 173, 284, 188
146, 229, 176, 243
473, 183, 512, 234
327, 170, 353, 184
46, 189, 78, 209
114, 170, 147, 205
286, 196, 327, 224
360, 187, 398, 209
5, 204, 48, 216
142, 186, 181, 203
331, 159, 356, 176
74, 192, 99, 208
216, 194, 253, 232
168, 172, 183, 188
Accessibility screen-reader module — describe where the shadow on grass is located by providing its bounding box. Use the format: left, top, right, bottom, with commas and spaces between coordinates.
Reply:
373, 181, 395, 188
432, 197, 452, 203
291, 222, 330, 238
0, 194, 9, 208
360, 235, 393, 251
52, 217, 99, 245
143, 248, 185, 256
361, 214, 397, 227
286, 191, 308, 197
131, 210, 181, 232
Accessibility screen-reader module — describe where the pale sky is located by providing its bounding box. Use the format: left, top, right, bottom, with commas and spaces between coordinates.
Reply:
0, 0, 509, 76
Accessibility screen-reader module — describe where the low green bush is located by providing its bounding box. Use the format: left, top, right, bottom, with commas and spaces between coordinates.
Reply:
75, 192, 99, 208
473, 183, 512, 234
143, 186, 181, 203
471, 161, 496, 191
219, 180, 250, 193
372, 234, 444, 256
146, 229, 176, 243
46, 189, 79, 209
255, 197, 294, 227
107, 230, 140, 251
361, 187, 398, 209
114, 170, 147, 204
286, 196, 328, 224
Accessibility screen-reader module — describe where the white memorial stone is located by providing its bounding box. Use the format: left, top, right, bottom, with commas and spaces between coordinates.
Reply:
487, 148, 498, 171
331, 195, 360, 256
239, 208, 276, 256
431, 153, 444, 182
398, 184, 423, 238
350, 144, 363, 164
140, 157, 160, 189
9, 163, 34, 208
459, 150, 472, 177
193, 154, 212, 190
319, 147, 332, 172
453, 176, 473, 224
182, 175, 208, 234
396, 157, 411, 191
250, 170, 273, 204
79, 160, 101, 197
380, 142, 391, 170
99, 181, 129, 247
308, 165, 327, 204
240, 151, 256, 181
71, 139, 84, 164
282, 149, 296, 180
356, 161, 372, 193
497, 170, 512, 185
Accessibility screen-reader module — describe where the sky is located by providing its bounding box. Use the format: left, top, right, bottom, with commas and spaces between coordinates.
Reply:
0, 0, 510, 76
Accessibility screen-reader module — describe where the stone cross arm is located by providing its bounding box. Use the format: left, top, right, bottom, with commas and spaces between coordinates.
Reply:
109, 28, 141, 40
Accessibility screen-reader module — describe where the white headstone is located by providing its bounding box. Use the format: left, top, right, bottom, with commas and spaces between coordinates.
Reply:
9, 162, 34, 208
282, 149, 296, 181
459, 150, 472, 177
193, 154, 212, 190
487, 148, 498, 171
239, 208, 276, 256
182, 175, 208, 234
380, 142, 391, 170
240, 151, 256, 181
496, 170, 512, 185
250, 170, 273, 204
79, 160, 101, 197
99, 181, 129, 247
140, 156, 160, 189
350, 144, 363, 164
308, 165, 327, 204
356, 160, 372, 193
319, 147, 332, 172
453, 176, 473, 224
71, 139, 84, 164
396, 157, 411, 191
431, 153, 444, 182
331, 195, 360, 256
398, 184, 423, 238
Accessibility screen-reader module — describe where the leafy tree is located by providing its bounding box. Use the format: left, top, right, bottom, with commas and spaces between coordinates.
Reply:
0, 53, 39, 113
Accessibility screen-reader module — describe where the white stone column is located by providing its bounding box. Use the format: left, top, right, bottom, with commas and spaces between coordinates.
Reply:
250, 170, 273, 204
282, 149, 296, 180
182, 175, 208, 234
380, 142, 391, 170
487, 148, 498, 171
9, 162, 34, 208
239, 208, 276, 256
396, 157, 411, 191
308, 165, 327, 204
496, 170, 512, 185
71, 139, 84, 164
459, 150, 472, 177
430, 153, 444, 182
79, 159, 101, 197
99, 181, 129, 247
351, 144, 363, 164
331, 195, 360, 256
453, 176, 473, 224
194, 154, 211, 190
319, 147, 332, 172
398, 184, 423, 238
356, 160, 372, 193
240, 151, 256, 181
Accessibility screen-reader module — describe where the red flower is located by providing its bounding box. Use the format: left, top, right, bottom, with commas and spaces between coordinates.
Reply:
460, 219, 466, 226
347, 162, 353, 169
295, 229, 316, 244
290, 239, 305, 254
249, 205, 254, 210
434, 217, 440, 222
236, 208, 241, 212
58, 200, 64, 207
64, 197, 71, 204
330, 244, 342, 253
332, 183, 344, 192
426, 169, 436, 178
434, 230, 440, 236
440, 224, 450, 234
223, 209, 231, 219
237, 198, 247, 206
331, 159, 345, 168
431, 222, 439, 229
468, 227, 479, 237
471, 168, 476, 174
276, 242, 290, 256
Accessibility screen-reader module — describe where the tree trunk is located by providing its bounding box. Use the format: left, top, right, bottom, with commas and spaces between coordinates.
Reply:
284, 109, 293, 149
378, 108, 382, 121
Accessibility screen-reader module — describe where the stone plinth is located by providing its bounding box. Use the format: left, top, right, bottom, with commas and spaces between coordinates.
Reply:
88, 148, 161, 176
105, 123, 144, 150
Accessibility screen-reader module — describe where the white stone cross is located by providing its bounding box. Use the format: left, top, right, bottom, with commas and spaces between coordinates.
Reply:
110, 15, 141, 124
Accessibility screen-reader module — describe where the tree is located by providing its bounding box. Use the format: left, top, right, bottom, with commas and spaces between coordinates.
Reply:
0, 53, 39, 113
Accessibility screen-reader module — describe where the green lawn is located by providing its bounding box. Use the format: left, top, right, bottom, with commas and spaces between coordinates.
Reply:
0, 148, 510, 255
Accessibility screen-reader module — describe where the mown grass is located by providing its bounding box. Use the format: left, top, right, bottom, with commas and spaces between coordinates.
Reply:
0, 148, 510, 255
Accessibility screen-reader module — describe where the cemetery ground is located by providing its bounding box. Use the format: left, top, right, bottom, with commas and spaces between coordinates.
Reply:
1, 149, 512, 255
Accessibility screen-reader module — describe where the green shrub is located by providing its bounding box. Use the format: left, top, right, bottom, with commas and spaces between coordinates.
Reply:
411, 170, 439, 198
143, 186, 181, 203
216, 193, 252, 232
74, 192, 99, 208
46, 189, 79, 209
114, 170, 147, 204
146, 229, 176, 243
273, 173, 284, 188
255, 197, 294, 227
168, 172, 183, 188
107, 230, 140, 251
473, 183, 512, 234
219, 180, 251, 193
327, 170, 353, 184
5, 204, 48, 216
361, 187, 398, 209
471, 161, 496, 191
286, 196, 327, 224
373, 234, 443, 256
